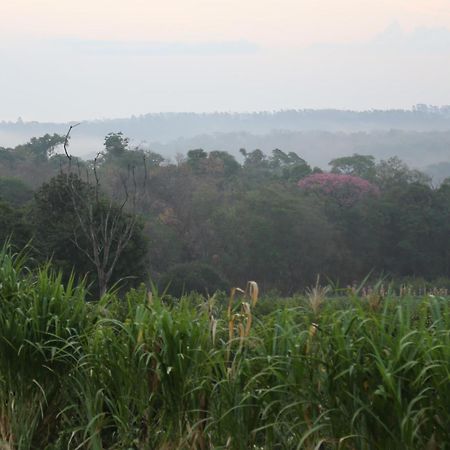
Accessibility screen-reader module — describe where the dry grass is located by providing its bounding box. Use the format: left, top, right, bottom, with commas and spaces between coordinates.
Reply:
305, 275, 330, 315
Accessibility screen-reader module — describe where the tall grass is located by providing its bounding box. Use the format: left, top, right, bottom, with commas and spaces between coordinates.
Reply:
0, 246, 449, 449
0, 245, 90, 449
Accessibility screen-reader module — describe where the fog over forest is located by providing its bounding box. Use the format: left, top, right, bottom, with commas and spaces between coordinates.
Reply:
2, 106, 450, 181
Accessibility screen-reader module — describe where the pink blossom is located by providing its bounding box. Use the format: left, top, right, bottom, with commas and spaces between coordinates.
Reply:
298, 173, 380, 206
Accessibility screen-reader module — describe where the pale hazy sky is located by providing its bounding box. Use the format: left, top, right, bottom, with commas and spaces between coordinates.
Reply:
1, 0, 450, 121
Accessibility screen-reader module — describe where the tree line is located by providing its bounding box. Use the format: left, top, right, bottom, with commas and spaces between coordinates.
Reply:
1, 132, 450, 297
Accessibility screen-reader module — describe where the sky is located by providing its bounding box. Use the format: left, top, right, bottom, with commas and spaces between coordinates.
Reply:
1, 0, 450, 121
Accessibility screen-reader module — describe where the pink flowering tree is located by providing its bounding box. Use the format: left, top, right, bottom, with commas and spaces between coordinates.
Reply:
298, 173, 380, 207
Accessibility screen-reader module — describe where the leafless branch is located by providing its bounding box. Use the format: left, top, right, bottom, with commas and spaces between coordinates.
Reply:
63, 123, 81, 160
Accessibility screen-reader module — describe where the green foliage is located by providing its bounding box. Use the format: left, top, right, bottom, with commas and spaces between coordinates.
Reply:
215, 184, 337, 290
186, 149, 240, 177
0, 134, 73, 189
0, 250, 449, 449
0, 177, 34, 206
375, 156, 431, 189
31, 173, 148, 295
16, 134, 66, 161
329, 153, 376, 180
0, 245, 90, 449
270, 148, 312, 180
159, 261, 229, 297
209, 150, 240, 176
100, 132, 164, 171
31, 173, 93, 276
2, 133, 450, 294
0, 201, 32, 249
103, 132, 129, 156
187, 148, 208, 166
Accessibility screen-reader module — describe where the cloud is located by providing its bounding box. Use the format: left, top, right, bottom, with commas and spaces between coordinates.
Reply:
308, 22, 450, 55
51, 38, 260, 56
370, 22, 450, 54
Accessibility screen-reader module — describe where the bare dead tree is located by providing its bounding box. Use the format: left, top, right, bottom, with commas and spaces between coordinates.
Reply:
62, 126, 146, 297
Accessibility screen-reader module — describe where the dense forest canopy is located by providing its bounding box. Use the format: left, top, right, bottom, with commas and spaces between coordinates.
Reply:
2, 108, 450, 181
1, 132, 450, 297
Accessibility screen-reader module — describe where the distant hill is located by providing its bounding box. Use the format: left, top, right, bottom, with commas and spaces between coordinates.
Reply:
1, 108, 450, 178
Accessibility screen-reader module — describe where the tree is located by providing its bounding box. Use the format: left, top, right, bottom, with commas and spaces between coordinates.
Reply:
269, 149, 311, 180
240, 148, 267, 169
185, 149, 208, 174
33, 172, 147, 297
298, 173, 380, 207
329, 154, 376, 180
17, 134, 66, 161
208, 151, 240, 177
375, 157, 430, 189
104, 132, 129, 157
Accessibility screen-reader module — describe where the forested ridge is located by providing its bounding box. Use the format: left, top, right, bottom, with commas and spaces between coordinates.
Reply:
3, 109, 450, 178
1, 132, 450, 297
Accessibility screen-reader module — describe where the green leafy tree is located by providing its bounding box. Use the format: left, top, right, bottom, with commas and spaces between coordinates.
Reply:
186, 149, 208, 173
270, 149, 312, 180
104, 132, 129, 157
240, 148, 268, 169
375, 156, 430, 188
208, 151, 240, 176
329, 153, 376, 180
16, 134, 66, 161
